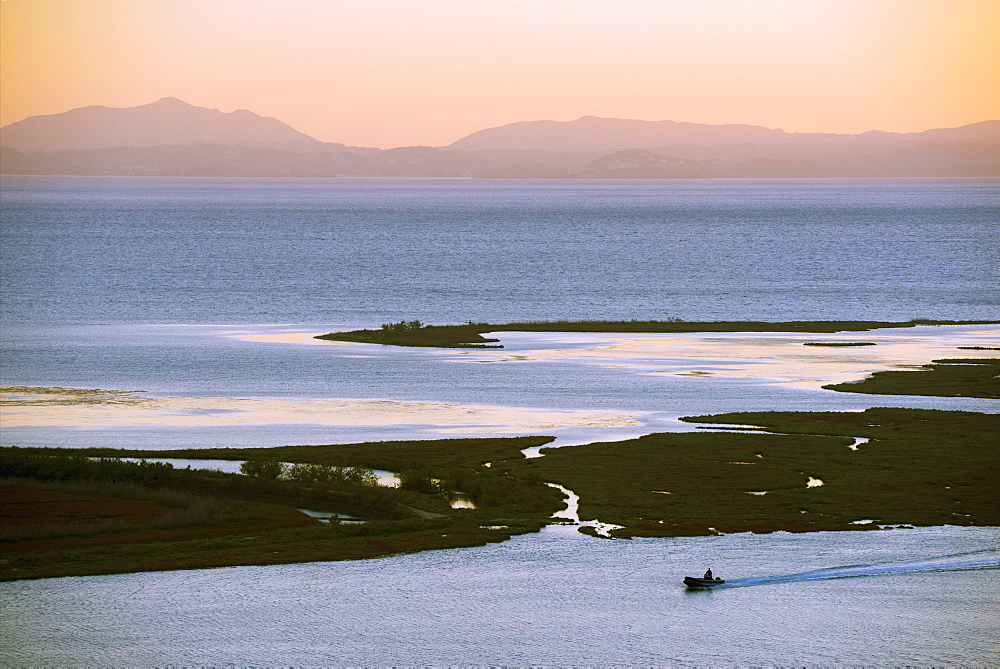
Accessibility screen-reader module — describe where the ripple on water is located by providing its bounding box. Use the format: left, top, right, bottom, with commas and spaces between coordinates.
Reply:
1, 526, 997, 666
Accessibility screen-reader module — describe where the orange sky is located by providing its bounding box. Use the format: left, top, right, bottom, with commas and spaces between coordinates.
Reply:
2, 0, 998, 148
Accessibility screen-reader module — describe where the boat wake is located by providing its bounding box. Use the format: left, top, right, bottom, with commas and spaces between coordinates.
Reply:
719, 549, 1000, 588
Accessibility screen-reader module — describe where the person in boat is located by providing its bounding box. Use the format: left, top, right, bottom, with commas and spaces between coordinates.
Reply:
703, 568, 713, 580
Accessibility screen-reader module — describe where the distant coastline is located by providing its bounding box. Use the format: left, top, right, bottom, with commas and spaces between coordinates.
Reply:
2, 99, 997, 178
4, 145, 998, 178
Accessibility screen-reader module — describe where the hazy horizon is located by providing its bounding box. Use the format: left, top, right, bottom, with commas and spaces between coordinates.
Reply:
6, 96, 998, 153
2, 0, 998, 149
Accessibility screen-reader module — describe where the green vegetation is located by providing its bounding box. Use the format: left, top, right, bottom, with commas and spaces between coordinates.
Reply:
511, 408, 999, 538
0, 438, 562, 581
823, 358, 1000, 399
1, 477, 543, 581
4, 407, 997, 579
319, 320, 503, 348
0, 448, 400, 518
1, 477, 265, 543
241, 460, 379, 487
238, 458, 286, 479
315, 318, 996, 348
58, 435, 554, 473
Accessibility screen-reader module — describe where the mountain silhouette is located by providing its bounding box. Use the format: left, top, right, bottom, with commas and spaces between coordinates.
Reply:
2, 99, 997, 177
0, 97, 322, 152
446, 116, 1000, 152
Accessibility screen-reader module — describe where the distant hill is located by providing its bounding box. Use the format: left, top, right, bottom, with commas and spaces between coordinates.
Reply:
2, 99, 997, 177
446, 116, 1000, 152
0, 97, 323, 152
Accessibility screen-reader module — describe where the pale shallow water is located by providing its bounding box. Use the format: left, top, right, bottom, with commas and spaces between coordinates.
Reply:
2, 323, 997, 449
2, 526, 998, 666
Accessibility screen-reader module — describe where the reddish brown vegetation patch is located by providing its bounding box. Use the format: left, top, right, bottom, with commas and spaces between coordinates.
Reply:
1, 486, 172, 526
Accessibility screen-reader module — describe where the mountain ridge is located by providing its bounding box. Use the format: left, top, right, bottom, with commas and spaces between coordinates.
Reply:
2, 98, 997, 177
0, 97, 324, 152
445, 116, 1000, 152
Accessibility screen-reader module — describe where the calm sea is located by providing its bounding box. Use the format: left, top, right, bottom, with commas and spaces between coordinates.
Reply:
2, 176, 998, 326
1, 176, 998, 665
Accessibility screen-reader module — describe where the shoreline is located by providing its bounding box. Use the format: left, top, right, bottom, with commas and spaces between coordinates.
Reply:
3, 405, 997, 581
2, 321, 997, 581
315, 318, 1000, 348
6, 323, 997, 442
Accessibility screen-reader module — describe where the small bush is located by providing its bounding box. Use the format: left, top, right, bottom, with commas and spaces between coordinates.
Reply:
380, 320, 425, 332
284, 463, 378, 487
240, 459, 286, 479
397, 469, 444, 495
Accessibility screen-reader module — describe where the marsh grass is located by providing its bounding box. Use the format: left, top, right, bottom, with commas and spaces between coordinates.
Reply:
514, 408, 999, 538
823, 358, 1000, 398
2, 475, 194, 506
1, 477, 264, 542
0, 438, 561, 580
5, 401, 995, 579
315, 318, 996, 348
57, 436, 555, 476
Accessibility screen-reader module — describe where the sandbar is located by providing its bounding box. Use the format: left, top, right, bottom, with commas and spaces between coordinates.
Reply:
0, 388, 641, 432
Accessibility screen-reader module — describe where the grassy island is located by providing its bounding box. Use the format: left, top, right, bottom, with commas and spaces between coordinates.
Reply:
4, 408, 997, 581
824, 358, 1000, 399
514, 408, 998, 539
0, 437, 563, 581
315, 318, 996, 348
5, 325, 998, 580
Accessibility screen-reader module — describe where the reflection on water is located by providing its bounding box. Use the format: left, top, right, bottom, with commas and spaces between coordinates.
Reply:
546, 482, 623, 537
0, 388, 640, 433
449, 327, 1000, 390
2, 325, 997, 451
548, 482, 579, 521
373, 469, 401, 487
296, 509, 366, 524
118, 457, 243, 473
449, 495, 476, 509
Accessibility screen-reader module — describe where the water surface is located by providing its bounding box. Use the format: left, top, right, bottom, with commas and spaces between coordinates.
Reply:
1, 177, 997, 665
2, 526, 997, 665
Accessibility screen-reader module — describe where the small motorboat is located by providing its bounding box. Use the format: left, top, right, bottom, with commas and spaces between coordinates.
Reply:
683, 576, 725, 588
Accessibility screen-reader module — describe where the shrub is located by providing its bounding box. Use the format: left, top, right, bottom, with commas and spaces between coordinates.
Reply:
380, 320, 425, 332
0, 449, 174, 487
284, 463, 378, 487
397, 469, 444, 495
239, 459, 286, 479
